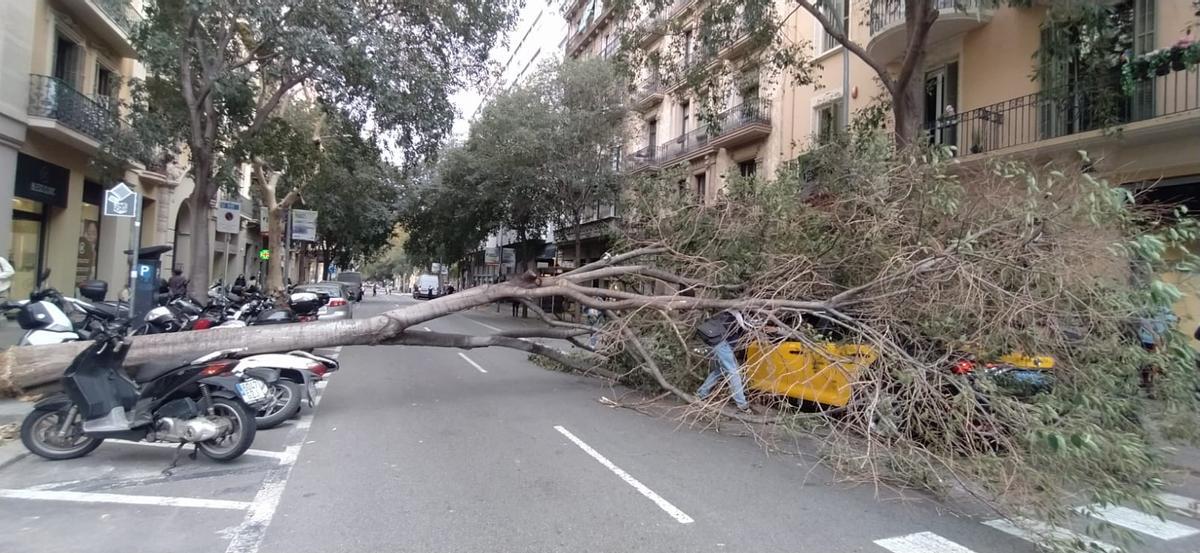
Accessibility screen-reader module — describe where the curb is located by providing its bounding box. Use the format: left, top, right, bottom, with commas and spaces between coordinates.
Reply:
0, 440, 28, 471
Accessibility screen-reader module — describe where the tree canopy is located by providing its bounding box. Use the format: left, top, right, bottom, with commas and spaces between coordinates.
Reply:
124, 0, 521, 287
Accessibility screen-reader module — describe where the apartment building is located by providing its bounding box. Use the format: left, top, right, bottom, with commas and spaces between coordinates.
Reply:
0, 0, 265, 303
566, 0, 1200, 320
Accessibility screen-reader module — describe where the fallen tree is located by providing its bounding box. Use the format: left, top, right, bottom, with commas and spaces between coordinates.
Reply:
5, 139, 1200, 550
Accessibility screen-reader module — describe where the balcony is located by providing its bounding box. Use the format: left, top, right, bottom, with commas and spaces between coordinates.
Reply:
566, 4, 616, 59
60, 0, 140, 58
624, 144, 659, 174
631, 77, 665, 112
658, 125, 716, 167
866, 0, 992, 64
27, 74, 119, 154
710, 99, 772, 149
927, 69, 1200, 157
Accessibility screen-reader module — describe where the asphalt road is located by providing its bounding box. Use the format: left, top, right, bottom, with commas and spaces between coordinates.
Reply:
6, 294, 1200, 553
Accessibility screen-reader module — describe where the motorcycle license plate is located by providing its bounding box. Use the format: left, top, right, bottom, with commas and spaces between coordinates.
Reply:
236, 379, 269, 404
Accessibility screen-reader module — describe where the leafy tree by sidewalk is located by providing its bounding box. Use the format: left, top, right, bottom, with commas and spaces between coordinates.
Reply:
124, 0, 520, 289
401, 58, 626, 268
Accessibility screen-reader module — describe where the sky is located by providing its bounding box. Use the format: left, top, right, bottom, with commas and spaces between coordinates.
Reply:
449, 1, 569, 140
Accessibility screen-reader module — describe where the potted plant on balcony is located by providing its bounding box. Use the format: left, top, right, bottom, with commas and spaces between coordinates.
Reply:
1174, 34, 1198, 71
970, 128, 984, 154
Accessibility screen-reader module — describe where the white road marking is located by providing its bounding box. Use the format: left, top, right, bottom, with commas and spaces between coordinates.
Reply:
458, 352, 488, 373
1077, 504, 1200, 540
225, 382, 326, 553
423, 326, 432, 332
1159, 492, 1200, 518
464, 317, 503, 332
874, 532, 976, 553
983, 517, 1119, 552
105, 440, 293, 462
0, 488, 250, 510
553, 425, 693, 524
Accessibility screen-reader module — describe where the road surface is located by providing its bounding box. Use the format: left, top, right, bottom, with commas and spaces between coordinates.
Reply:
4, 294, 1200, 553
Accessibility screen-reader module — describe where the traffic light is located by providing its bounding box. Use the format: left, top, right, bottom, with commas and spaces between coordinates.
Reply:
258, 248, 271, 260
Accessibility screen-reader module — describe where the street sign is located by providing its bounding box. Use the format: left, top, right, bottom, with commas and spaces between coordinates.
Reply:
216, 200, 241, 233
103, 183, 138, 218
290, 209, 318, 241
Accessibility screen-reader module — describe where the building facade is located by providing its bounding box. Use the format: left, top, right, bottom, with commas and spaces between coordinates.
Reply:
564, 0, 1200, 323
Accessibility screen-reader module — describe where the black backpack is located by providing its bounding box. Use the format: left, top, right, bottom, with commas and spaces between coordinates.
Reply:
696, 312, 733, 346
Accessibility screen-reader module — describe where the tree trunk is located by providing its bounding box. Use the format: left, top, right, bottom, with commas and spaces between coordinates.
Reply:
892, 72, 925, 147
187, 179, 212, 296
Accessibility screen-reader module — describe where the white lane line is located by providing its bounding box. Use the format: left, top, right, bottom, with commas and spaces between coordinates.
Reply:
1159, 492, 1200, 518
106, 440, 291, 462
874, 532, 976, 553
225, 380, 326, 553
1076, 504, 1200, 540
464, 317, 503, 332
983, 517, 1119, 552
0, 488, 250, 510
553, 425, 693, 524
422, 326, 432, 332
458, 352, 488, 373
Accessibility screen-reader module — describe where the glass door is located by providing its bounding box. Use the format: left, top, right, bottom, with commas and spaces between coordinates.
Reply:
925, 63, 959, 149
10, 199, 47, 301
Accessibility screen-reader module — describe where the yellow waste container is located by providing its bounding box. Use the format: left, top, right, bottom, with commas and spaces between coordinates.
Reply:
744, 341, 877, 407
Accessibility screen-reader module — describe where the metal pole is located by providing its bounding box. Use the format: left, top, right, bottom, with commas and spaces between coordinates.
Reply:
283, 209, 292, 288
842, 41, 850, 129
222, 228, 233, 288
127, 193, 142, 315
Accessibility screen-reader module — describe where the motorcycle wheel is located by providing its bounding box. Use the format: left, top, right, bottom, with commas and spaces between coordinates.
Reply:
197, 398, 256, 461
255, 380, 302, 430
20, 405, 104, 460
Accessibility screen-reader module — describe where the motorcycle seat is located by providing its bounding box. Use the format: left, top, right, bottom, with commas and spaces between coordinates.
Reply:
127, 357, 194, 383
80, 301, 124, 320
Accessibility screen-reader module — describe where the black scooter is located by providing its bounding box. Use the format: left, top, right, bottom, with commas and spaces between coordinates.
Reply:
20, 329, 265, 462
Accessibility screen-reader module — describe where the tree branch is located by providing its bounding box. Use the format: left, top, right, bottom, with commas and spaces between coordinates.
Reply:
247, 71, 313, 137
794, 0, 897, 97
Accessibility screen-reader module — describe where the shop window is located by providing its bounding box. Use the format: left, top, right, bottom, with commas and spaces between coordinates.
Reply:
11, 199, 46, 301
76, 182, 104, 285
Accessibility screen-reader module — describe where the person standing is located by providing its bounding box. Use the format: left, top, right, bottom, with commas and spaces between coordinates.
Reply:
695, 310, 754, 414
0, 255, 14, 329
167, 267, 189, 298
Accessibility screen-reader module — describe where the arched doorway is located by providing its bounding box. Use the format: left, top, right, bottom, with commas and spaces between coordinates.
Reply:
172, 202, 192, 272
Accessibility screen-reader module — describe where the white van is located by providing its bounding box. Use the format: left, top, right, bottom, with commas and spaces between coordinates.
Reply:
413, 274, 440, 299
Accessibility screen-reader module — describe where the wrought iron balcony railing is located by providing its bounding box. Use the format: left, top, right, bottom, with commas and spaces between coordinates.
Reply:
625, 144, 658, 172
870, 0, 981, 36
927, 68, 1200, 156
28, 74, 119, 142
714, 98, 771, 133
96, 0, 140, 35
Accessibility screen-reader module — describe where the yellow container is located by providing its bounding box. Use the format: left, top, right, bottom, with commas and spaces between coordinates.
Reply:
996, 352, 1055, 370
744, 341, 877, 407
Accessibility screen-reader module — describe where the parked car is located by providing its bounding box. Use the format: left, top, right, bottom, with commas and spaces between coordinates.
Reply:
335, 272, 364, 302
413, 274, 440, 300
295, 283, 353, 321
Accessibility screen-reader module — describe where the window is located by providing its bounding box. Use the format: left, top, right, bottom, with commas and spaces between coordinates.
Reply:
95, 63, 118, 109
818, 0, 849, 53
52, 34, 83, 89
682, 29, 694, 66
1133, 0, 1155, 55
738, 160, 758, 178
694, 173, 707, 201
680, 101, 690, 134
647, 118, 658, 149
816, 102, 842, 144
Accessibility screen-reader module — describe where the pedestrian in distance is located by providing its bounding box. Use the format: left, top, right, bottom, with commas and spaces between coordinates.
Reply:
694, 310, 755, 414
0, 254, 14, 329
167, 267, 189, 298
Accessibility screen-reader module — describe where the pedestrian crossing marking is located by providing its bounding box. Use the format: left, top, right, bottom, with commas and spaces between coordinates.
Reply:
982, 517, 1120, 552
1077, 504, 1200, 540
875, 531, 977, 553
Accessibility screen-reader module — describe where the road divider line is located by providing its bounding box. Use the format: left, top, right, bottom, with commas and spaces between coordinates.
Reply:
982, 517, 1119, 552
553, 425, 693, 524
458, 352, 488, 373
1159, 492, 1200, 519
464, 317, 503, 332
1076, 504, 1200, 540
874, 532, 976, 553
105, 440, 291, 462
422, 326, 432, 332
0, 488, 250, 510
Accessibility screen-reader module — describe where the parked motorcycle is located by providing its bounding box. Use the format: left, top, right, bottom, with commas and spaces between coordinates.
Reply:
224, 350, 339, 429
20, 328, 265, 462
